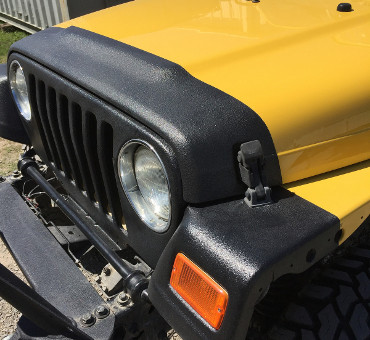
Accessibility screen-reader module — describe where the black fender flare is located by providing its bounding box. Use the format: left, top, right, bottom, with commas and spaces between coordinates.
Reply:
0, 63, 29, 144
148, 188, 340, 340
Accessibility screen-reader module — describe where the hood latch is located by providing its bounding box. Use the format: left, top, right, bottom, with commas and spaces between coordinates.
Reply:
237, 140, 272, 207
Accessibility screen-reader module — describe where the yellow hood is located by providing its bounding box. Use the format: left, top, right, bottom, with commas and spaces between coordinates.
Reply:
58, 0, 370, 184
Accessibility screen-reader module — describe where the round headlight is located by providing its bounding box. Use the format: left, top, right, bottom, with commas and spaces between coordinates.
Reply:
9, 60, 31, 121
118, 141, 171, 232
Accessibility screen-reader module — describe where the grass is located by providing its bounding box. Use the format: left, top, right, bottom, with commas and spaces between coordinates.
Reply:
0, 21, 28, 63
0, 22, 28, 175
0, 138, 22, 176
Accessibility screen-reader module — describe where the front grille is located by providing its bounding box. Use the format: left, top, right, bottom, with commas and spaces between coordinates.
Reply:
28, 75, 124, 228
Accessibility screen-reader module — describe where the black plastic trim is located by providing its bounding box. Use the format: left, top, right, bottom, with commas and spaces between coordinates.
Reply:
7, 53, 185, 268
0, 63, 29, 144
0, 181, 115, 340
9, 26, 281, 204
148, 188, 340, 340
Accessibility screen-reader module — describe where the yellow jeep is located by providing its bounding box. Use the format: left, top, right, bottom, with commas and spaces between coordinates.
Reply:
0, 0, 369, 339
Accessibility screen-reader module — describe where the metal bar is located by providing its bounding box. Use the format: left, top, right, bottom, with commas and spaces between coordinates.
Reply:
59, 0, 69, 22
3, 0, 9, 14
34, 0, 46, 29
0, 262, 91, 340
16, 0, 23, 19
6, 0, 12, 15
29, 0, 40, 28
0, 11, 40, 33
21, 161, 148, 300
51, 0, 61, 24
19, 0, 27, 21
0, 181, 115, 339
15, 0, 20, 19
43, 0, 53, 27
6, 0, 14, 17
26, 0, 36, 26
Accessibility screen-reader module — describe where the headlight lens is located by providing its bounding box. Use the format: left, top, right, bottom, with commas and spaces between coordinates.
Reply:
9, 60, 31, 121
118, 141, 171, 232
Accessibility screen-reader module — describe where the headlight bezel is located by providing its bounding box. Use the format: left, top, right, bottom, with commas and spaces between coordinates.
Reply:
118, 139, 172, 233
8, 60, 32, 121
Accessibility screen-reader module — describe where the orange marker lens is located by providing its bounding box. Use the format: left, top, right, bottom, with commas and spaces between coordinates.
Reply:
170, 253, 228, 329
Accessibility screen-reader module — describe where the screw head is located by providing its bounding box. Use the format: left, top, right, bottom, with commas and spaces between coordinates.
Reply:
117, 292, 130, 306
80, 313, 95, 327
95, 305, 110, 319
102, 267, 111, 276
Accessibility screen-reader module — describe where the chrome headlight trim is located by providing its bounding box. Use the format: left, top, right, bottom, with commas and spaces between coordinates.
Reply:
118, 140, 171, 232
9, 60, 31, 121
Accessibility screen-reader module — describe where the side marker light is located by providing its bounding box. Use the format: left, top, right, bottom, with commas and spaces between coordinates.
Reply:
170, 253, 228, 330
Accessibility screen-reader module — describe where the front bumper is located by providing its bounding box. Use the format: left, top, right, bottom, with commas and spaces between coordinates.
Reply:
0, 180, 115, 340
0, 169, 340, 340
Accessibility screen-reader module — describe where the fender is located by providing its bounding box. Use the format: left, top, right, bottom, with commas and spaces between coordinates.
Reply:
0, 64, 29, 144
148, 188, 340, 340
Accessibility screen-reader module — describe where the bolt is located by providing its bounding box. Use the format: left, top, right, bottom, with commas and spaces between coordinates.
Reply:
117, 292, 130, 306
80, 313, 95, 327
12, 170, 21, 178
95, 305, 110, 319
102, 267, 111, 276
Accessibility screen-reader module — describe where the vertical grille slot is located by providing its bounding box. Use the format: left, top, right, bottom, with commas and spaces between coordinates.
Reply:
35, 79, 61, 169
28, 74, 52, 161
98, 122, 124, 226
69, 103, 95, 200
46, 87, 71, 178
82, 111, 108, 213
56, 95, 83, 189
28, 70, 128, 233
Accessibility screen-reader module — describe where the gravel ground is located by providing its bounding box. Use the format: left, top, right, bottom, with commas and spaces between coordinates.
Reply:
0, 239, 26, 339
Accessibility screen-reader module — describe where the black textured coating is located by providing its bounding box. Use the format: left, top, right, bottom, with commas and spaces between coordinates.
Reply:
0, 181, 115, 340
148, 188, 340, 340
11, 317, 74, 340
9, 26, 281, 204
269, 246, 370, 340
0, 64, 29, 144
8, 53, 185, 267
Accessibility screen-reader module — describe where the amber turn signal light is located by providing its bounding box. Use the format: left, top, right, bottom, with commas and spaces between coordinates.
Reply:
170, 253, 228, 329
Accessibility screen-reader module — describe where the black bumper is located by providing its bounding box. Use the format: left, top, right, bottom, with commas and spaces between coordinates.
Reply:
0, 181, 115, 340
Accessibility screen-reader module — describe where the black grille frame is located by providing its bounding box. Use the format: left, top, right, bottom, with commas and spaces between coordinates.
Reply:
11, 53, 184, 267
